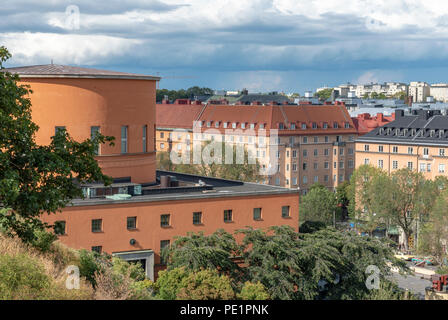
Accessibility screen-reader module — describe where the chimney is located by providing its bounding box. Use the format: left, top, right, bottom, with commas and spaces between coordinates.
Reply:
160, 175, 171, 188
377, 113, 384, 122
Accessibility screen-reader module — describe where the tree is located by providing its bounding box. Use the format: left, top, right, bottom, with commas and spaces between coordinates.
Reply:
348, 165, 387, 235
0, 47, 114, 243
153, 267, 189, 300
156, 87, 213, 102
314, 88, 333, 101
335, 180, 350, 220
237, 281, 270, 300
176, 268, 235, 300
369, 168, 427, 251
299, 183, 337, 224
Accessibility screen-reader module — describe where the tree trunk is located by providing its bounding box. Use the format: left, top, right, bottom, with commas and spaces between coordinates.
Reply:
403, 231, 410, 252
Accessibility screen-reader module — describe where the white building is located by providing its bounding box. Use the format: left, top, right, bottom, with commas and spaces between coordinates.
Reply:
408, 82, 430, 103
430, 83, 448, 102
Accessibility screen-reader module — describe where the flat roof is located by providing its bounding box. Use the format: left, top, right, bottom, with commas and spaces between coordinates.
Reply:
69, 171, 299, 207
1, 64, 160, 81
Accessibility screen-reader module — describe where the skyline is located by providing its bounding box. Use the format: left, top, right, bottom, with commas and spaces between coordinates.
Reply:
3, 0, 448, 93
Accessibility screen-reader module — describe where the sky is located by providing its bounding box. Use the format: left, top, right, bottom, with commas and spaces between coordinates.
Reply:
3, 0, 448, 93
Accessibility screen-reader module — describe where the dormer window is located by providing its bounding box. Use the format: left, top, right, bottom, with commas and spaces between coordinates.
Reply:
250, 123, 255, 129
215, 121, 220, 128
232, 122, 237, 129
290, 123, 296, 130
223, 122, 228, 129
260, 123, 265, 129
379, 128, 384, 135
345, 122, 350, 128
430, 130, 435, 137
323, 122, 328, 129
301, 123, 307, 130
206, 121, 212, 128
440, 130, 445, 138
241, 123, 246, 129
411, 129, 416, 136
402, 129, 408, 136
312, 122, 317, 129
395, 129, 400, 136
333, 122, 338, 129
387, 128, 391, 135
279, 123, 285, 130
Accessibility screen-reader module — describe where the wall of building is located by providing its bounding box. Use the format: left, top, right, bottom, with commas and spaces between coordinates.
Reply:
20, 78, 157, 184
41, 193, 299, 266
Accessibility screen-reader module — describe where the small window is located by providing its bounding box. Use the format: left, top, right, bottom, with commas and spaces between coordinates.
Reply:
193, 212, 202, 225
393, 161, 398, 169
393, 146, 398, 153
54, 221, 66, 235
253, 208, 262, 220
224, 210, 233, 223
161, 214, 170, 227
91, 246, 102, 254
121, 126, 128, 153
333, 122, 338, 129
91, 219, 102, 233
364, 145, 370, 151
160, 132, 164, 138
127, 217, 137, 230
323, 123, 328, 129
281, 206, 290, 218
378, 145, 383, 153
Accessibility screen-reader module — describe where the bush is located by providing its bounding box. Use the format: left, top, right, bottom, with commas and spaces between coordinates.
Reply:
154, 267, 189, 300
237, 281, 270, 300
177, 268, 235, 300
31, 229, 57, 253
0, 253, 52, 299
299, 221, 327, 234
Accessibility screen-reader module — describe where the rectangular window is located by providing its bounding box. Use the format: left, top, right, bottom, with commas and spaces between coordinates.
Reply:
440, 149, 445, 157
54, 221, 66, 235
160, 143, 165, 149
420, 163, 426, 172
127, 217, 137, 230
303, 176, 308, 184
91, 246, 102, 254
348, 160, 354, 168
303, 137, 308, 143
303, 149, 308, 157
193, 212, 202, 225
324, 161, 329, 169
364, 158, 370, 165
339, 148, 344, 155
408, 162, 413, 170
324, 149, 329, 156
142, 125, 147, 153
292, 150, 297, 158
91, 219, 102, 233
339, 161, 344, 169
423, 148, 429, 156
393, 146, 398, 153
314, 176, 318, 183
364, 145, 369, 151
160, 132, 164, 138
281, 206, 290, 218
314, 162, 318, 170
160, 240, 170, 264
91, 126, 100, 155
378, 145, 383, 153
253, 208, 262, 220
439, 164, 445, 173
314, 149, 318, 156
428, 164, 432, 172
408, 147, 413, 154
393, 160, 398, 169
161, 214, 170, 227
224, 210, 233, 223
378, 160, 383, 168
324, 175, 329, 182
121, 126, 128, 153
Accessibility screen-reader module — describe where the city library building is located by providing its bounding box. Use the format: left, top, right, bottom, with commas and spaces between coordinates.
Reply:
4, 65, 299, 279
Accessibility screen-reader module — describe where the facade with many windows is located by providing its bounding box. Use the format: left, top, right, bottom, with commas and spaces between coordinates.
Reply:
355, 109, 448, 180
156, 100, 358, 193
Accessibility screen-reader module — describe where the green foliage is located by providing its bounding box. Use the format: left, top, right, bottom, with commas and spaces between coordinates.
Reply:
176, 268, 235, 300
156, 87, 214, 102
111, 257, 146, 282
299, 220, 327, 234
314, 88, 333, 101
0, 47, 114, 244
164, 230, 241, 278
237, 281, 270, 300
78, 250, 109, 287
365, 280, 417, 300
0, 253, 52, 299
154, 267, 189, 300
31, 229, 58, 253
299, 183, 337, 224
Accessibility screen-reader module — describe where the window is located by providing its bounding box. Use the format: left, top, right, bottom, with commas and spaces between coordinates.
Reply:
290, 123, 296, 130
91, 126, 100, 155
301, 123, 307, 129
279, 123, 285, 129
250, 123, 255, 129
242, 123, 246, 129
91, 219, 102, 233
312, 122, 317, 129
333, 122, 338, 129
314, 149, 318, 156
364, 158, 370, 165
423, 148, 429, 156
224, 210, 233, 222
193, 212, 202, 225
420, 163, 426, 172
292, 164, 297, 171
160, 143, 165, 149
324, 161, 329, 169
324, 149, 329, 156
303, 176, 308, 184
325, 136, 329, 143
127, 217, 137, 230
91, 246, 102, 254
339, 161, 344, 169
160, 132, 164, 138
378, 160, 383, 168
334, 149, 337, 155
121, 126, 128, 153
303, 137, 308, 143
292, 177, 297, 185
339, 174, 344, 182
428, 164, 432, 172
378, 145, 383, 153
275, 177, 280, 186
314, 176, 318, 183
281, 206, 290, 218
303, 162, 307, 170
323, 123, 328, 129
339, 148, 344, 155
206, 121, 211, 128
439, 164, 445, 173
364, 145, 370, 151
392, 146, 398, 153
303, 149, 308, 157
348, 148, 354, 155
55, 126, 66, 135
160, 240, 170, 264
407, 162, 413, 170
54, 221, 66, 235
324, 175, 329, 182
292, 150, 297, 158
314, 162, 318, 170
440, 149, 445, 157
392, 161, 398, 169
345, 122, 350, 128
161, 214, 170, 227
334, 162, 337, 169
314, 136, 318, 143
408, 147, 413, 154
286, 164, 289, 171
253, 208, 262, 220
232, 122, 237, 129
348, 160, 354, 168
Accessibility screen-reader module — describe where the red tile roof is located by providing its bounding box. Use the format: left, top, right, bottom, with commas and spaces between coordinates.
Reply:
352, 113, 395, 136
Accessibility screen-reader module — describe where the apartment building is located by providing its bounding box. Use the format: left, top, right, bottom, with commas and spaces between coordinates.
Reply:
4, 65, 299, 279
355, 109, 448, 180
336, 82, 407, 98
156, 100, 358, 193
430, 83, 448, 103
409, 81, 430, 103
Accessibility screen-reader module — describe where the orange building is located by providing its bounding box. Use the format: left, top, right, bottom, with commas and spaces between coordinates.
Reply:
156, 100, 358, 193
4, 65, 299, 280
